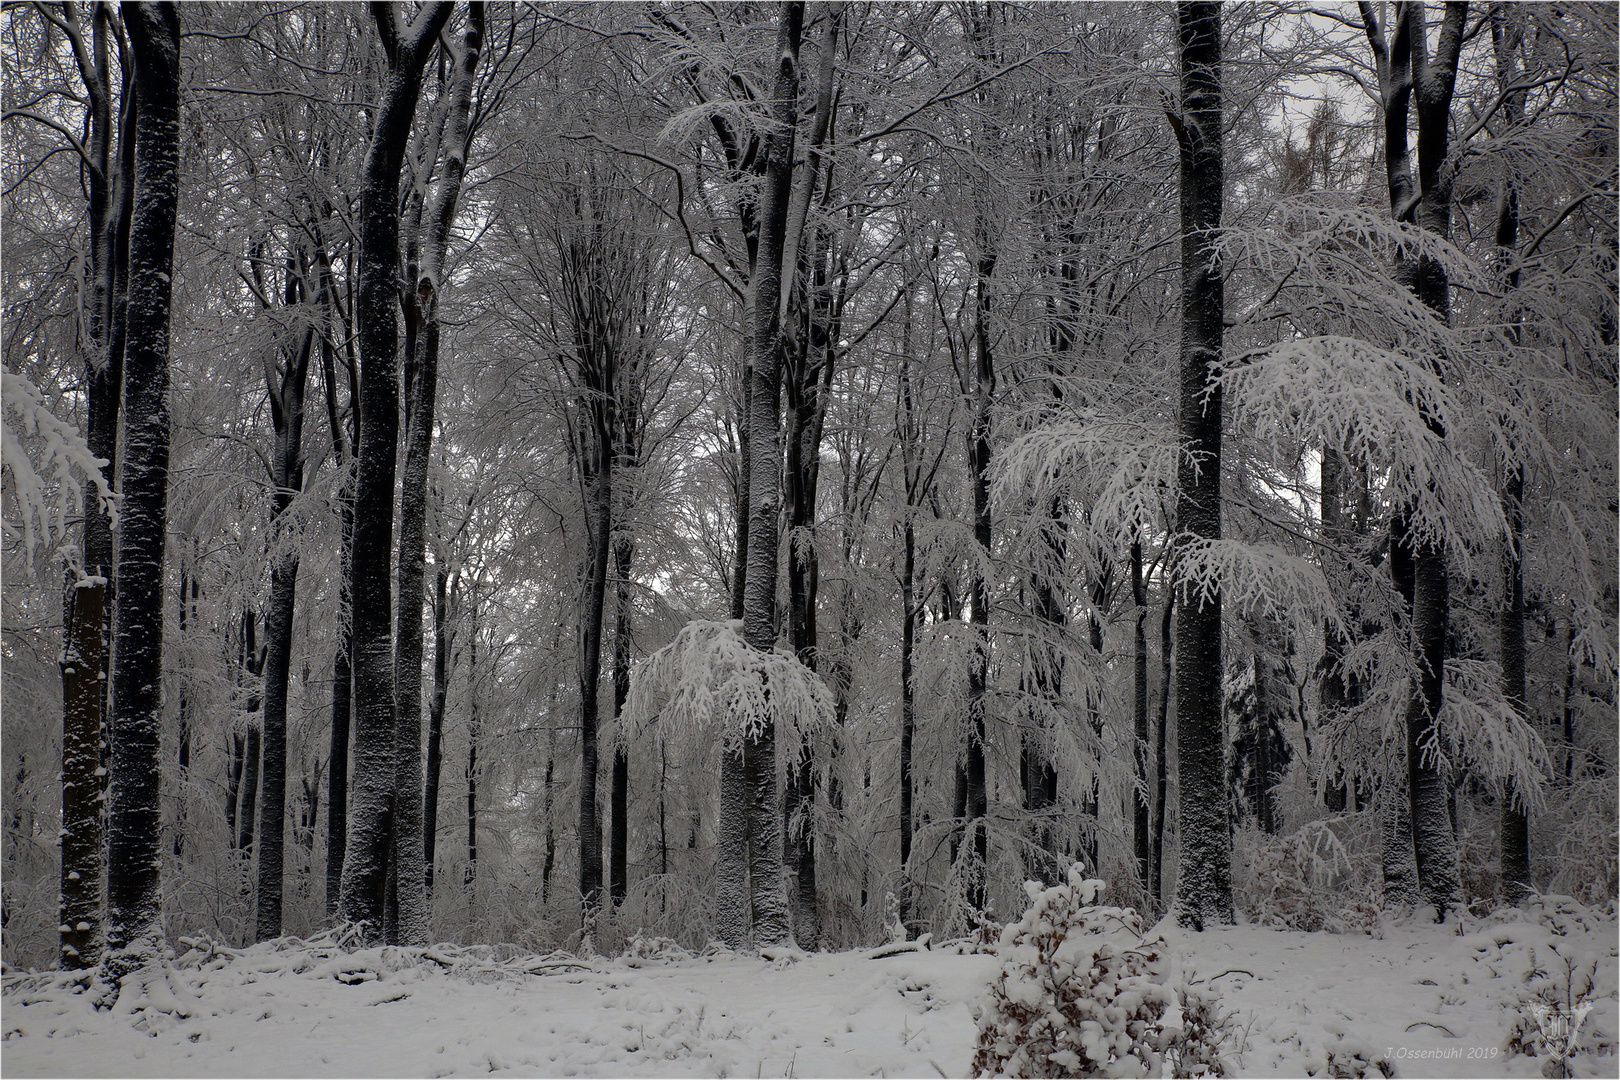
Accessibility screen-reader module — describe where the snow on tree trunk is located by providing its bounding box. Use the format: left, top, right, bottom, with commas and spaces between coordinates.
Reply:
59, 0, 129, 971
337, 1, 454, 943
326, 488, 353, 918
425, 565, 451, 896
1171, 0, 1233, 930
735, 0, 804, 950
393, 4, 482, 948
101, 0, 180, 985
1403, 1, 1467, 918
255, 314, 313, 943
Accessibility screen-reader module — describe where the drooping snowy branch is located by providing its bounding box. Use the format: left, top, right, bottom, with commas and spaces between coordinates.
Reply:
623, 618, 834, 751
1223, 336, 1507, 557
1, 366, 115, 576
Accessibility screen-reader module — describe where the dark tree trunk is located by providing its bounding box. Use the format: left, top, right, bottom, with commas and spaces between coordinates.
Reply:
609, 531, 633, 908
1491, 6, 1531, 907
1171, 1, 1232, 930
1152, 590, 1174, 909
961, 199, 995, 921
59, 2, 132, 970
1131, 541, 1152, 894
337, 1, 454, 942
1500, 461, 1531, 903
101, 0, 179, 983
898, 515, 918, 933
255, 300, 314, 941
393, 4, 482, 947
1405, 1, 1467, 918
326, 492, 353, 917
465, 620, 480, 904
1318, 445, 1351, 812
238, 723, 261, 858
424, 566, 451, 896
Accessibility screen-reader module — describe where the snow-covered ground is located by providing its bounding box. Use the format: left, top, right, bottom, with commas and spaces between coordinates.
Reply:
4, 901, 1614, 1078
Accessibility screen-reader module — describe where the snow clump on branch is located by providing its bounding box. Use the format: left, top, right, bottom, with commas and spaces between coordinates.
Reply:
623, 618, 833, 749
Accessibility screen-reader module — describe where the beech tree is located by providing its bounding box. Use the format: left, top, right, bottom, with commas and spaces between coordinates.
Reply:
337, 0, 453, 943
101, 0, 179, 980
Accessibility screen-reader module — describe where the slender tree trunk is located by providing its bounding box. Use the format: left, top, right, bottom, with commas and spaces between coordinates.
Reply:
576, 445, 611, 928
337, 1, 454, 942
255, 308, 313, 941
898, 515, 918, 934
100, 2, 180, 984
962, 203, 995, 920
465, 618, 480, 906
1152, 590, 1174, 908
424, 565, 451, 896
1131, 540, 1151, 893
1319, 444, 1350, 812
1492, 7, 1531, 907
326, 490, 353, 917
238, 723, 261, 858
609, 532, 633, 908
1171, 1, 1232, 930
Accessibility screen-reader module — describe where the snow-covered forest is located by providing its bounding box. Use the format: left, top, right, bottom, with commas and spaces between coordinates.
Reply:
2, 2, 1616, 1077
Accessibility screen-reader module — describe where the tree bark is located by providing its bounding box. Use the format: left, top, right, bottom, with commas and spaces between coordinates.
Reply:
609, 533, 633, 907
1491, 4, 1531, 908
1131, 540, 1151, 894
337, 0, 454, 942
393, 3, 482, 947
59, 1, 132, 970
1404, 1, 1467, 918
255, 312, 313, 942
102, 0, 179, 983
425, 565, 451, 895
1171, 0, 1233, 930
736, 0, 805, 949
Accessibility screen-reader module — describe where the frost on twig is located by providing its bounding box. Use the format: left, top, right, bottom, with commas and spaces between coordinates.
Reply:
622, 618, 833, 751
1, 365, 115, 576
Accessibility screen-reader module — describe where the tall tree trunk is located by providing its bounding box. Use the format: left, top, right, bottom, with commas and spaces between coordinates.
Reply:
1151, 590, 1174, 908
1171, 0, 1232, 930
898, 515, 918, 934
424, 565, 451, 896
465, 613, 480, 908
337, 1, 454, 942
326, 489, 353, 917
1131, 540, 1151, 894
1359, 1, 1423, 905
393, 3, 483, 948
1491, 5, 1531, 908
253, 335, 310, 938
1404, 1, 1467, 918
101, 1, 179, 984
609, 533, 633, 908
238, 722, 261, 858
736, 0, 805, 949
60, 1, 131, 971
1318, 444, 1351, 812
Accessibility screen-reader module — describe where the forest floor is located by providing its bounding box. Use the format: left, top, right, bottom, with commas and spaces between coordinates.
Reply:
3, 899, 1615, 1079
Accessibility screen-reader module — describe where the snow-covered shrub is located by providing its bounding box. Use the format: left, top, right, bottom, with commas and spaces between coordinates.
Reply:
1232, 822, 1377, 934
971, 864, 1177, 1078
1163, 983, 1237, 1078
619, 934, 692, 966
1304, 1025, 1394, 1078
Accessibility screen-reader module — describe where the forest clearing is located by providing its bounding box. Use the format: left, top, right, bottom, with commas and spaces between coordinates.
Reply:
1, 1, 1615, 1077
